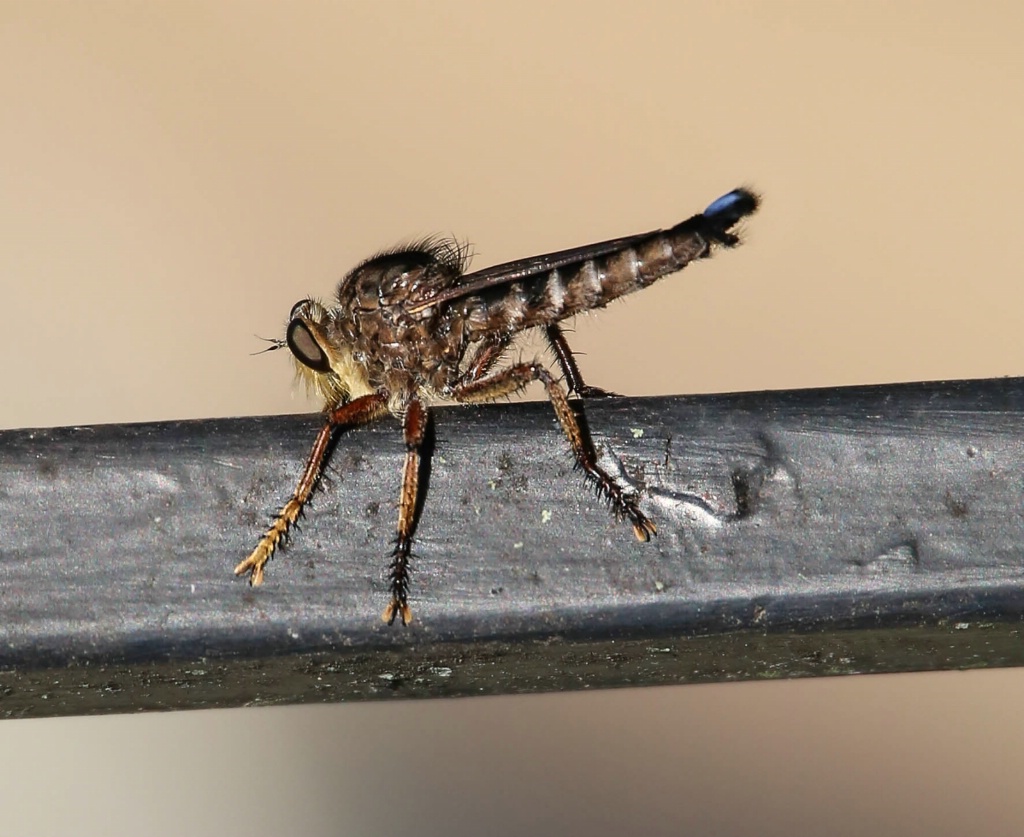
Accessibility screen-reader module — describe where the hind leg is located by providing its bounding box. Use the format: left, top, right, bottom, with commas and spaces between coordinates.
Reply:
453, 360, 654, 541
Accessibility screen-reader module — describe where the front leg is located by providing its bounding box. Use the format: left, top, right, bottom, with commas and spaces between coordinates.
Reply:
383, 396, 431, 626
235, 392, 388, 585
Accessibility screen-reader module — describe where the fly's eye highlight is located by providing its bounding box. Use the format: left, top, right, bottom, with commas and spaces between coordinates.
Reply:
286, 319, 332, 373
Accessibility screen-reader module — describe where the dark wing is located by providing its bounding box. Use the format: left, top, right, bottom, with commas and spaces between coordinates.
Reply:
404, 186, 760, 315
407, 232, 655, 314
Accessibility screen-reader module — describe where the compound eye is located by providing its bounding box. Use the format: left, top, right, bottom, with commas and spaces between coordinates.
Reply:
289, 299, 311, 319
286, 319, 332, 373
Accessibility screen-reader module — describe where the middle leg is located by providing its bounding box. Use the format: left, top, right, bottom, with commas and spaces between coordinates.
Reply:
383, 396, 431, 626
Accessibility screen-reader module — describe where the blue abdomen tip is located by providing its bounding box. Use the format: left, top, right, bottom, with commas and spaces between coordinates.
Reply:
703, 188, 759, 220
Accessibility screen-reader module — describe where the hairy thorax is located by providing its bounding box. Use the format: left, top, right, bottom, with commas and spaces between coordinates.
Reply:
331, 248, 476, 409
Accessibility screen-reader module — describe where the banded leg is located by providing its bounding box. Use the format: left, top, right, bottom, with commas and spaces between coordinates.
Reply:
544, 324, 617, 398
383, 397, 430, 626
235, 392, 388, 585
453, 361, 655, 541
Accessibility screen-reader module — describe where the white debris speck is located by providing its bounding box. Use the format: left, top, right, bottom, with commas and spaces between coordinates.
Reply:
631, 428, 644, 439
541, 509, 552, 524
211, 458, 242, 470
513, 542, 524, 549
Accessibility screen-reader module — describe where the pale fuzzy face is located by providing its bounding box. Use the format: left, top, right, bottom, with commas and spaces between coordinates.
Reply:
286, 298, 374, 407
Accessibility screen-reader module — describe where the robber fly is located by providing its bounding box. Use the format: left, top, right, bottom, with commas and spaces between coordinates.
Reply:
236, 187, 760, 625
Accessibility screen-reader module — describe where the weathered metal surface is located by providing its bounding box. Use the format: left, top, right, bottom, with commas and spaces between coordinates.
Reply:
1, 377, 1023, 718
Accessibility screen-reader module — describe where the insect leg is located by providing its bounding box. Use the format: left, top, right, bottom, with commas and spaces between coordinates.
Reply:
453, 362, 655, 541
544, 324, 617, 398
383, 397, 430, 626
235, 392, 389, 585
458, 336, 510, 386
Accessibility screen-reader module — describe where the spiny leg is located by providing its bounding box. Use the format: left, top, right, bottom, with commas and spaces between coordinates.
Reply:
235, 392, 389, 585
453, 361, 655, 541
458, 336, 510, 387
544, 324, 617, 398
383, 396, 430, 626
462, 327, 614, 396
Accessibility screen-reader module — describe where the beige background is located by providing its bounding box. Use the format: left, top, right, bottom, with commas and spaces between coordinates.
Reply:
3, 2, 1024, 835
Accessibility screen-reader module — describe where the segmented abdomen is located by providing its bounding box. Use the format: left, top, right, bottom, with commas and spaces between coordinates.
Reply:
465, 188, 759, 340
